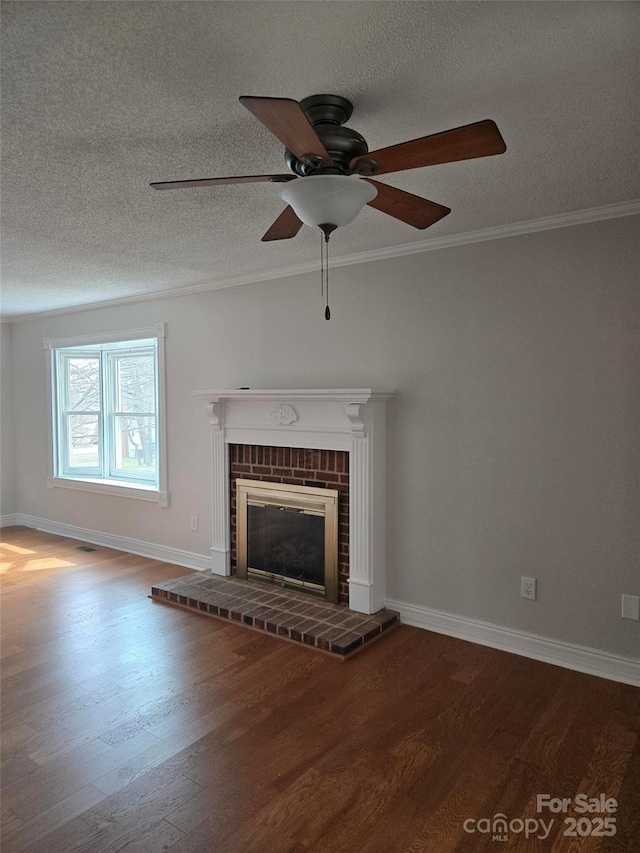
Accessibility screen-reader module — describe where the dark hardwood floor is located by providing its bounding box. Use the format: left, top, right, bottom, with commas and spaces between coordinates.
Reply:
1, 527, 638, 852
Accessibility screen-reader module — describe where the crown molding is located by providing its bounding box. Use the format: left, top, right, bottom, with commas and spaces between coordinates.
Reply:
6, 199, 639, 323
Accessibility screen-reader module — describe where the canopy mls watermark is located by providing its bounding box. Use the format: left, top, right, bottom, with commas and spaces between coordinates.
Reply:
462, 793, 618, 842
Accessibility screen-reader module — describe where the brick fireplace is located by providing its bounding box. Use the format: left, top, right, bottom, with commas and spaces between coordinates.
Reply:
230, 444, 350, 603
192, 389, 394, 614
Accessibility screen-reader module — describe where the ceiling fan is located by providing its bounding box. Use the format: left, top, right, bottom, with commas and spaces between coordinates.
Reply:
150, 94, 507, 241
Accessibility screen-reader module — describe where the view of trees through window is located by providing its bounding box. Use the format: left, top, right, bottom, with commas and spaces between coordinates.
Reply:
66, 357, 100, 469
61, 345, 157, 482
113, 354, 156, 474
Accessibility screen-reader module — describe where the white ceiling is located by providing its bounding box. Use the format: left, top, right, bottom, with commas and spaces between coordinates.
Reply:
1, 1, 638, 319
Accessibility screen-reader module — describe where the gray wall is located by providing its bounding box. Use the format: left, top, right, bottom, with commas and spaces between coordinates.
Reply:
1, 323, 16, 516
6, 216, 639, 657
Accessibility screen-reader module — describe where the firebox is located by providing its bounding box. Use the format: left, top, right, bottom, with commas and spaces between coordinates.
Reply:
236, 479, 339, 603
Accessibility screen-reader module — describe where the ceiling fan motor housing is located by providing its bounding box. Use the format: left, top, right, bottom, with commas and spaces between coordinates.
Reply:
285, 94, 371, 176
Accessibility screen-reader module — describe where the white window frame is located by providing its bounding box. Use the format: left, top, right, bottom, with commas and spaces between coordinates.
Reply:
45, 324, 169, 507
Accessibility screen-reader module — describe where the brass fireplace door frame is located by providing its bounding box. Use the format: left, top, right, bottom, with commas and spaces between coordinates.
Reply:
236, 479, 339, 603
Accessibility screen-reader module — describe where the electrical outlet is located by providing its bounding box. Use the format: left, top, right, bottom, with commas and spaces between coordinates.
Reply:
190, 516, 199, 532
521, 576, 537, 600
621, 594, 640, 621
30, 488, 36, 500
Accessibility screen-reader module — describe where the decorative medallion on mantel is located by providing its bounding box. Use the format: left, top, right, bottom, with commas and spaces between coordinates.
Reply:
270, 403, 298, 425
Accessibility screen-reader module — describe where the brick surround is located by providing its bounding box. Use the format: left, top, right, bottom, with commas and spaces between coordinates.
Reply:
230, 444, 350, 604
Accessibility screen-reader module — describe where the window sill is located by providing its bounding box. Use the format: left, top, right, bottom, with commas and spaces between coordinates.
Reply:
48, 477, 169, 507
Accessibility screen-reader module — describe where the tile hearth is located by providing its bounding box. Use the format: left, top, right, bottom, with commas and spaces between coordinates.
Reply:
150, 574, 399, 658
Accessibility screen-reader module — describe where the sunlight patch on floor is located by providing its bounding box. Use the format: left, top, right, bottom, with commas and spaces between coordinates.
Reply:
0, 543, 36, 555
23, 557, 76, 572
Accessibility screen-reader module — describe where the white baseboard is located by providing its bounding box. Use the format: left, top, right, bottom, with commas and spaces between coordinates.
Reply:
8, 513, 212, 572
386, 597, 640, 688
4, 514, 637, 686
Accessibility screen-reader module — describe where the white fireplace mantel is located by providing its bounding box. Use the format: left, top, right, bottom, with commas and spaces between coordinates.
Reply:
193, 388, 394, 614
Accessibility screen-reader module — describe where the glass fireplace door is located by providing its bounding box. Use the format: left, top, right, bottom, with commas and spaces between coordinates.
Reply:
236, 480, 339, 602
247, 504, 325, 591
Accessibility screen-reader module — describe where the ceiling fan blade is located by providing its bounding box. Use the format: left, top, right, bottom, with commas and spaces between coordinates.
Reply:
353, 120, 506, 175
239, 96, 332, 163
364, 180, 451, 229
150, 174, 294, 190
261, 206, 304, 242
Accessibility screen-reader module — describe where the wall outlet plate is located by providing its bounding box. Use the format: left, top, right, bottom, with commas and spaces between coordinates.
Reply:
521, 576, 537, 600
621, 594, 640, 621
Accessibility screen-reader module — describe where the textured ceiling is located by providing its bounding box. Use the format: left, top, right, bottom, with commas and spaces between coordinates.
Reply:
1, 1, 638, 318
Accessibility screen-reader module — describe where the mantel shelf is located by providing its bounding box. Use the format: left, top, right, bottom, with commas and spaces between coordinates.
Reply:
193, 388, 395, 404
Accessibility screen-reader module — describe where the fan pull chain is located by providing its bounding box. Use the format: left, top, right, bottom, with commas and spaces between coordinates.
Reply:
320, 229, 324, 298
318, 224, 336, 320
324, 232, 330, 320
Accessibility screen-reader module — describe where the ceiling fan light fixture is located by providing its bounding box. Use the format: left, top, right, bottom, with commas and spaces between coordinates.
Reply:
279, 175, 377, 229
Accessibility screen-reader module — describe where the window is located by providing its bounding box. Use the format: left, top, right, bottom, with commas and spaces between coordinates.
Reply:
46, 325, 168, 505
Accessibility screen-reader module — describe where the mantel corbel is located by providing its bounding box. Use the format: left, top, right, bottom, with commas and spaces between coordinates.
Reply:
203, 401, 225, 431
346, 402, 367, 438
